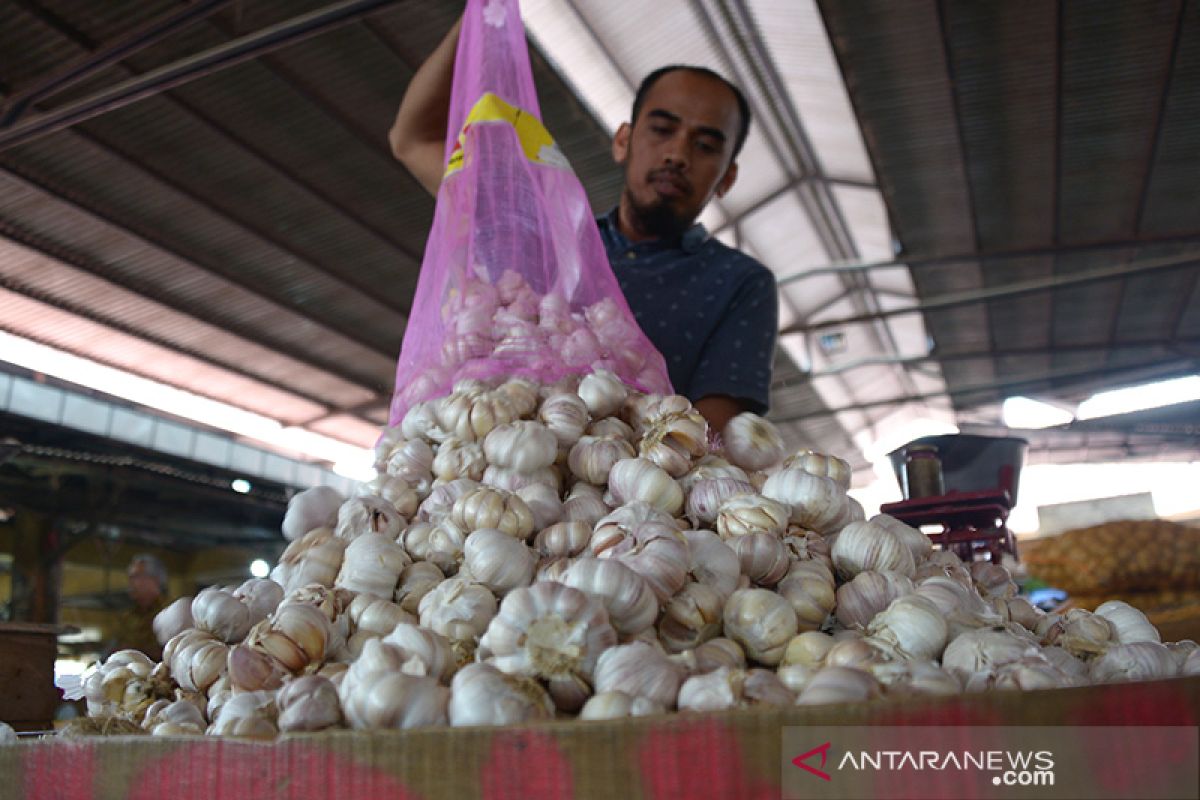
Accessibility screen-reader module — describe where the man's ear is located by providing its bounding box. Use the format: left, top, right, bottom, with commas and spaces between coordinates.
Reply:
612, 122, 631, 165
715, 161, 739, 199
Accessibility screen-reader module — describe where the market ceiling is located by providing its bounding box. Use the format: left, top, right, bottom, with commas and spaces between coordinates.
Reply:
0, 0, 1196, 483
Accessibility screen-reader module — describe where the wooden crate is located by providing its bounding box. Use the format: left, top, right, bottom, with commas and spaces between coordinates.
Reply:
0, 623, 60, 731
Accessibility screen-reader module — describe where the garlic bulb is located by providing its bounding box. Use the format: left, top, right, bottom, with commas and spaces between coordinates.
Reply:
686, 637, 746, 674
998, 596, 1043, 631
358, 475, 420, 519
969, 561, 1018, 600
449, 486, 534, 539
1094, 600, 1161, 644
482, 420, 558, 472
166, 630, 230, 693
591, 517, 689, 604
84, 650, 161, 716
436, 387, 517, 442
408, 520, 467, 575
461, 528, 536, 594
831, 520, 917, 581
760, 469, 850, 534
868, 660, 961, 696
606, 458, 683, 516
153, 597, 194, 645
560, 557, 658, 637
276, 675, 342, 732
721, 413, 785, 472
714, 492, 789, 539
1039, 645, 1089, 682
243, 601, 333, 675
448, 663, 555, 726
1048, 609, 1118, 658
777, 663, 818, 695
380, 623, 457, 683
481, 464, 559, 494
515, 482, 563, 531
562, 483, 611, 525
336, 495, 404, 542
638, 408, 708, 477
777, 567, 836, 632
270, 527, 346, 593
781, 529, 833, 571
209, 690, 278, 739
418, 577, 497, 659
1089, 642, 1178, 684
723, 588, 798, 666
383, 438, 435, 493
395, 561, 444, 614
416, 478, 479, 523
732, 533, 790, 588
868, 514, 932, 564
580, 691, 664, 720
479, 582, 617, 712
233, 578, 284, 622
682, 530, 741, 600
401, 399, 448, 443
1182, 648, 1200, 676
679, 456, 750, 492
340, 669, 449, 730
865, 594, 948, 661
282, 486, 345, 541
496, 378, 539, 418
980, 658, 1072, 692
348, 593, 414, 637
539, 392, 590, 449
941, 627, 1040, 684
783, 631, 836, 668
795, 666, 882, 706
577, 370, 627, 418
535, 521, 594, 559
782, 450, 852, 492
678, 666, 793, 710
658, 581, 725, 652
144, 698, 207, 736
835, 570, 915, 629
568, 435, 637, 485
335, 531, 411, 598
191, 586, 253, 643
824, 638, 887, 670
594, 641, 686, 708
587, 416, 635, 441
432, 437, 487, 482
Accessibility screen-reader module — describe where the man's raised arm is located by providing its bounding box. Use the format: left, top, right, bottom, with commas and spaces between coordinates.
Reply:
388, 16, 463, 196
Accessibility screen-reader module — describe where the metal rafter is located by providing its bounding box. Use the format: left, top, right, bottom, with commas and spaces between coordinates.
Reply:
0, 165, 393, 391
0, 0, 404, 151
780, 249, 1200, 336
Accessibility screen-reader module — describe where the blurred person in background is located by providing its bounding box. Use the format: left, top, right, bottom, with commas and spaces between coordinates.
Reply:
106, 553, 169, 661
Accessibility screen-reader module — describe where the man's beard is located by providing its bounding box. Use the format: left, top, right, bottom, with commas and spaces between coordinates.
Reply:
622, 172, 695, 240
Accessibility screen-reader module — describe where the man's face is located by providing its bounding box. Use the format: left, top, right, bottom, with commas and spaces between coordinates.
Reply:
128, 571, 161, 609
613, 69, 742, 239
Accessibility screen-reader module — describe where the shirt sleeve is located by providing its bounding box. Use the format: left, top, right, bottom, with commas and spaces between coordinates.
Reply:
685, 266, 779, 415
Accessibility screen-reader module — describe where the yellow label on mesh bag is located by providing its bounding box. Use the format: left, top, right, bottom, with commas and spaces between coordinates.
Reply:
444, 92, 569, 177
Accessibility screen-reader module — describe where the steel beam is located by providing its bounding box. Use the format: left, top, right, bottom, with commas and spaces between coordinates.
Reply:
1, 0, 233, 127
0, 0, 403, 151
779, 249, 1200, 336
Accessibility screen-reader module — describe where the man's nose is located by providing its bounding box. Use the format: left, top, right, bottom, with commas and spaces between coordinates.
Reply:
662, 131, 689, 168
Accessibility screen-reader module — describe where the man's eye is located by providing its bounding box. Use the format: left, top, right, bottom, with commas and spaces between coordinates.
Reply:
650, 126, 671, 135
696, 140, 720, 153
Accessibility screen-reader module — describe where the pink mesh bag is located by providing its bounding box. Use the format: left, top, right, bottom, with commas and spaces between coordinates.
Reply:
387, 0, 671, 425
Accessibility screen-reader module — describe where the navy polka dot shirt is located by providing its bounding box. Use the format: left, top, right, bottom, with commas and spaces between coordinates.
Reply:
597, 208, 779, 414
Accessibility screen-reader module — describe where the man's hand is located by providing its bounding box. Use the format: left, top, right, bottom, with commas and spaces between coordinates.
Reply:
694, 394, 746, 437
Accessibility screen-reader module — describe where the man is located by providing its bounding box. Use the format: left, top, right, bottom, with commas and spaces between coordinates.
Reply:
107, 553, 169, 660
390, 18, 779, 433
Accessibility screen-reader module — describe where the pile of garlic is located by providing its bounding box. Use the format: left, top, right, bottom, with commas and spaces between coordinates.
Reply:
83, 371, 1200, 738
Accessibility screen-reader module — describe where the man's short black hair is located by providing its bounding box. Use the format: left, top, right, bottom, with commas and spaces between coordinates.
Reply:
630, 65, 752, 161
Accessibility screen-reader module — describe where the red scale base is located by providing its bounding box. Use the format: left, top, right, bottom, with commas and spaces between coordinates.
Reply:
879, 489, 1019, 564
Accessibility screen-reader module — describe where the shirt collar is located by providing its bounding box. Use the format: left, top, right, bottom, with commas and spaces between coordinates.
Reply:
600, 206, 710, 255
